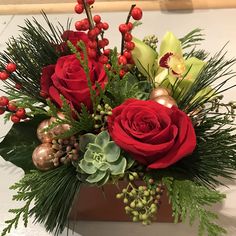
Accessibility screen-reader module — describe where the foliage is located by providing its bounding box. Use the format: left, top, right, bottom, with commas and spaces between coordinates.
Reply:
1, 164, 80, 236
46, 97, 95, 138
0, 115, 46, 172
163, 177, 226, 236
0, 13, 70, 103
77, 131, 127, 186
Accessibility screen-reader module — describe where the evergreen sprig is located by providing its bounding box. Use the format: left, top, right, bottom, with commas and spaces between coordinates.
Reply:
0, 13, 69, 103
180, 28, 205, 50
174, 114, 236, 188
163, 177, 226, 236
1, 164, 80, 236
46, 97, 95, 138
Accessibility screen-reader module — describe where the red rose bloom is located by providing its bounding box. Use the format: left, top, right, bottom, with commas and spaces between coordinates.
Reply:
40, 54, 107, 111
108, 99, 196, 169
61, 30, 89, 48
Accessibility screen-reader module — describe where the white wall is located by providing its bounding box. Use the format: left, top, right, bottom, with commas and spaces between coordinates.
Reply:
0, 8, 236, 236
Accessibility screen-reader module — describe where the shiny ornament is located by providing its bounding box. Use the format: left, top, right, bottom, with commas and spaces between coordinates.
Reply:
32, 143, 55, 171
49, 112, 71, 136
149, 87, 171, 100
153, 95, 177, 108
37, 119, 53, 143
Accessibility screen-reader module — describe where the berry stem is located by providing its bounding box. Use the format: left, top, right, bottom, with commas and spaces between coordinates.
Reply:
82, 0, 94, 30
120, 4, 136, 55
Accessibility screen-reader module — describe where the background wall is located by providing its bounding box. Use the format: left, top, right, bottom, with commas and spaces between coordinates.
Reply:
0, 7, 236, 236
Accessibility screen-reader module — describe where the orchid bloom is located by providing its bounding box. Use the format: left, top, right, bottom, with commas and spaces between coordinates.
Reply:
132, 32, 213, 102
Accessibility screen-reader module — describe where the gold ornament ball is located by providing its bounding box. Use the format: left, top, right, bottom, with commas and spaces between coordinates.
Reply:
37, 119, 53, 143
32, 143, 55, 171
153, 95, 177, 108
149, 87, 172, 100
49, 113, 71, 136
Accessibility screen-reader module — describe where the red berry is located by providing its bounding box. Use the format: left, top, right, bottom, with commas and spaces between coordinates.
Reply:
124, 32, 132, 42
0, 71, 9, 80
131, 7, 143, 20
127, 22, 133, 31
118, 55, 127, 65
96, 22, 103, 30
77, 0, 83, 3
88, 40, 97, 49
105, 64, 111, 70
93, 15, 101, 24
6, 63, 17, 73
7, 102, 17, 112
102, 22, 109, 30
81, 19, 90, 30
15, 108, 26, 119
15, 83, 22, 90
74, 4, 84, 14
86, 0, 95, 5
119, 69, 126, 78
99, 55, 109, 64
94, 27, 100, 35
0, 108, 5, 115
125, 41, 135, 50
88, 48, 97, 59
88, 29, 97, 40
103, 38, 109, 46
11, 114, 20, 123
103, 49, 111, 56
119, 24, 129, 34
0, 96, 9, 106
75, 21, 83, 31
123, 50, 132, 59
98, 40, 106, 49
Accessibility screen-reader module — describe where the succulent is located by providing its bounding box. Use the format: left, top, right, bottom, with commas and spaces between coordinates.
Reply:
77, 131, 127, 186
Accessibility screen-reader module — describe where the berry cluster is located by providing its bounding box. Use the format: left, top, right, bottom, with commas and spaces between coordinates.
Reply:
74, 0, 110, 63
93, 103, 112, 130
116, 180, 163, 225
0, 96, 26, 123
74, 0, 143, 78
0, 63, 17, 81
51, 136, 79, 166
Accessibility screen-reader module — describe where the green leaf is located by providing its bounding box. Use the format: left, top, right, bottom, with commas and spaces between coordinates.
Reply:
95, 131, 110, 148
0, 115, 47, 172
86, 170, 106, 184
84, 149, 94, 162
79, 133, 96, 152
79, 159, 97, 174
109, 157, 127, 175
88, 143, 103, 153
104, 141, 121, 162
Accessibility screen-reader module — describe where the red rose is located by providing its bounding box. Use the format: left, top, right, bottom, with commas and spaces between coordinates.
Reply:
61, 30, 89, 48
40, 54, 107, 111
55, 30, 89, 53
108, 99, 196, 169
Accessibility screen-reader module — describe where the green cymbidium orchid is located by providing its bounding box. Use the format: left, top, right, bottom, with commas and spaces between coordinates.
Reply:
132, 32, 213, 103
155, 32, 206, 100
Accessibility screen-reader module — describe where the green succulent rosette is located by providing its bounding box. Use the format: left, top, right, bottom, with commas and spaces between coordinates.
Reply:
77, 131, 127, 186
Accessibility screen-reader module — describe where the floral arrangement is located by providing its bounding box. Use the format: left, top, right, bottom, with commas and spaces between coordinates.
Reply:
0, 1, 236, 236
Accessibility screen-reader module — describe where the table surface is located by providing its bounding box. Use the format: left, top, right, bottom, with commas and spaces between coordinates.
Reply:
0, 8, 236, 236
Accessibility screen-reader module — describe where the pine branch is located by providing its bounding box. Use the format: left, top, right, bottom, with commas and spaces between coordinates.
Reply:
1, 165, 81, 236
180, 28, 205, 50
173, 114, 236, 188
177, 47, 236, 112
0, 13, 69, 103
163, 177, 226, 236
